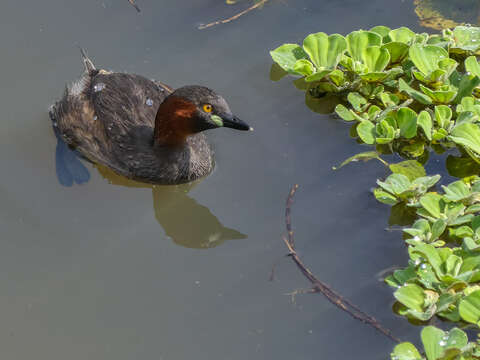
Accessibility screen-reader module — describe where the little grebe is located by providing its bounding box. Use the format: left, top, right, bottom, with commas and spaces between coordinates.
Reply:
49, 50, 251, 185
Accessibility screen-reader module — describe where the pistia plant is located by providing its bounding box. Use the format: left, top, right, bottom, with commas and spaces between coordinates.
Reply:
392, 326, 480, 360
378, 169, 480, 324
270, 25, 480, 161
270, 25, 480, 360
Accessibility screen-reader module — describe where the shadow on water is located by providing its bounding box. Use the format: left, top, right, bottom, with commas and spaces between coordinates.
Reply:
54, 132, 246, 249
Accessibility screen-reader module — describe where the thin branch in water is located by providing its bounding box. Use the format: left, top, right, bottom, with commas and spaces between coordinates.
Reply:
198, 0, 268, 30
283, 184, 401, 343
128, 0, 141, 12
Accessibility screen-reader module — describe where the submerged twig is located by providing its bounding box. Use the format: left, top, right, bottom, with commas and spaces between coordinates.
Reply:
128, 0, 141, 12
198, 0, 268, 30
283, 185, 400, 343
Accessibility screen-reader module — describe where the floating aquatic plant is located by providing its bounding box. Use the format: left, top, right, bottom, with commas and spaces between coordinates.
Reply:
270, 25, 480, 161
271, 25, 480, 360
391, 326, 480, 360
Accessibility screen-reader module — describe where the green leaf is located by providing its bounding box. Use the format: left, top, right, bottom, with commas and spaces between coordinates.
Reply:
368, 105, 381, 118
450, 225, 474, 239
417, 111, 432, 141
434, 105, 452, 129
432, 128, 448, 141
459, 289, 480, 325
334, 104, 355, 121
419, 193, 444, 219
389, 27, 415, 44
304, 69, 332, 82
394, 284, 425, 312
391, 342, 422, 360
450, 123, 480, 156
374, 188, 399, 205
412, 243, 444, 277
370, 26, 391, 40
328, 69, 344, 86
413, 69, 446, 84
359, 72, 389, 82
357, 120, 375, 144
442, 180, 471, 202
390, 160, 426, 181
333, 151, 387, 170
398, 78, 432, 105
405, 219, 430, 238
302, 32, 347, 70
382, 42, 409, 64
380, 93, 399, 108
419, 85, 457, 104
412, 175, 441, 191
446, 328, 468, 349
421, 326, 445, 360
292, 59, 314, 76
346, 30, 382, 62
431, 219, 446, 240
413, 33, 429, 45
445, 254, 462, 277
347, 92, 367, 111
409, 44, 448, 76
375, 120, 395, 144
361, 46, 390, 72
397, 107, 417, 139
438, 58, 458, 78
270, 44, 308, 74
452, 26, 480, 52
465, 55, 480, 78
456, 96, 480, 116
377, 174, 411, 195
454, 74, 480, 104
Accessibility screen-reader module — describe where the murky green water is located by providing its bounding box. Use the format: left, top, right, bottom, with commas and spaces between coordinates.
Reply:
0, 0, 450, 359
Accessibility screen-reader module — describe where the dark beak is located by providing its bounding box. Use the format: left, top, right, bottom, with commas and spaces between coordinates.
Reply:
222, 114, 251, 131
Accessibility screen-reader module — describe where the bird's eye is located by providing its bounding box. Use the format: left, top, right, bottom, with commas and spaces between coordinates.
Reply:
203, 104, 213, 113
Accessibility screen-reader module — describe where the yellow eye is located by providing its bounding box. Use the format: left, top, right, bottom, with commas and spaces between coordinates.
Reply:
203, 104, 213, 113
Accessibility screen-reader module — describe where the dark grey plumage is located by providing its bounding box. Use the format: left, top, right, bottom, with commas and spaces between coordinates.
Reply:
49, 57, 215, 185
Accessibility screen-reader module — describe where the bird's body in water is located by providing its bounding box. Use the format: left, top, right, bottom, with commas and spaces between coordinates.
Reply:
49, 50, 251, 185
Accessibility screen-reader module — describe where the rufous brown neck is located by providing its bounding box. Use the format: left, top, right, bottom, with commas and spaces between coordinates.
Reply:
153, 96, 198, 147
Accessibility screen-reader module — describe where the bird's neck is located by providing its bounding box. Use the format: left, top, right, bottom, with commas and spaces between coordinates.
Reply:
153, 96, 197, 147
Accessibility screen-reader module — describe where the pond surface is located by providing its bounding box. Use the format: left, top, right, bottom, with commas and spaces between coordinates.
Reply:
0, 0, 452, 359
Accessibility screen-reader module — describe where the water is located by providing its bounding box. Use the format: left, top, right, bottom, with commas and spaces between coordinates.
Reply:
0, 0, 442, 359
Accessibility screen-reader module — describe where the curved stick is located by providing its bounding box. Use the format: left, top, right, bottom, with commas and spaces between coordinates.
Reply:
283, 185, 400, 343
198, 0, 268, 30
128, 0, 140, 12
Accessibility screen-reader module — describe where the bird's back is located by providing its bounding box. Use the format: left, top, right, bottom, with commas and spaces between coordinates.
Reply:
50, 70, 173, 177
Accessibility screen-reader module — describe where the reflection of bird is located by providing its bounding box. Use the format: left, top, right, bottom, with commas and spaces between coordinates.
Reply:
53, 126, 90, 187
49, 50, 251, 185
96, 165, 247, 249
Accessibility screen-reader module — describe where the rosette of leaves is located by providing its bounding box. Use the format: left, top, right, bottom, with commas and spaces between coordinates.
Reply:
381, 175, 480, 322
269, 32, 348, 93
270, 26, 480, 164
374, 173, 441, 206
391, 326, 480, 360
445, 26, 480, 55
403, 179, 480, 246
386, 242, 480, 322
336, 48, 480, 156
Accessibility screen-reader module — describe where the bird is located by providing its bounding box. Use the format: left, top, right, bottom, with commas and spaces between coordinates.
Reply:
49, 50, 251, 185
